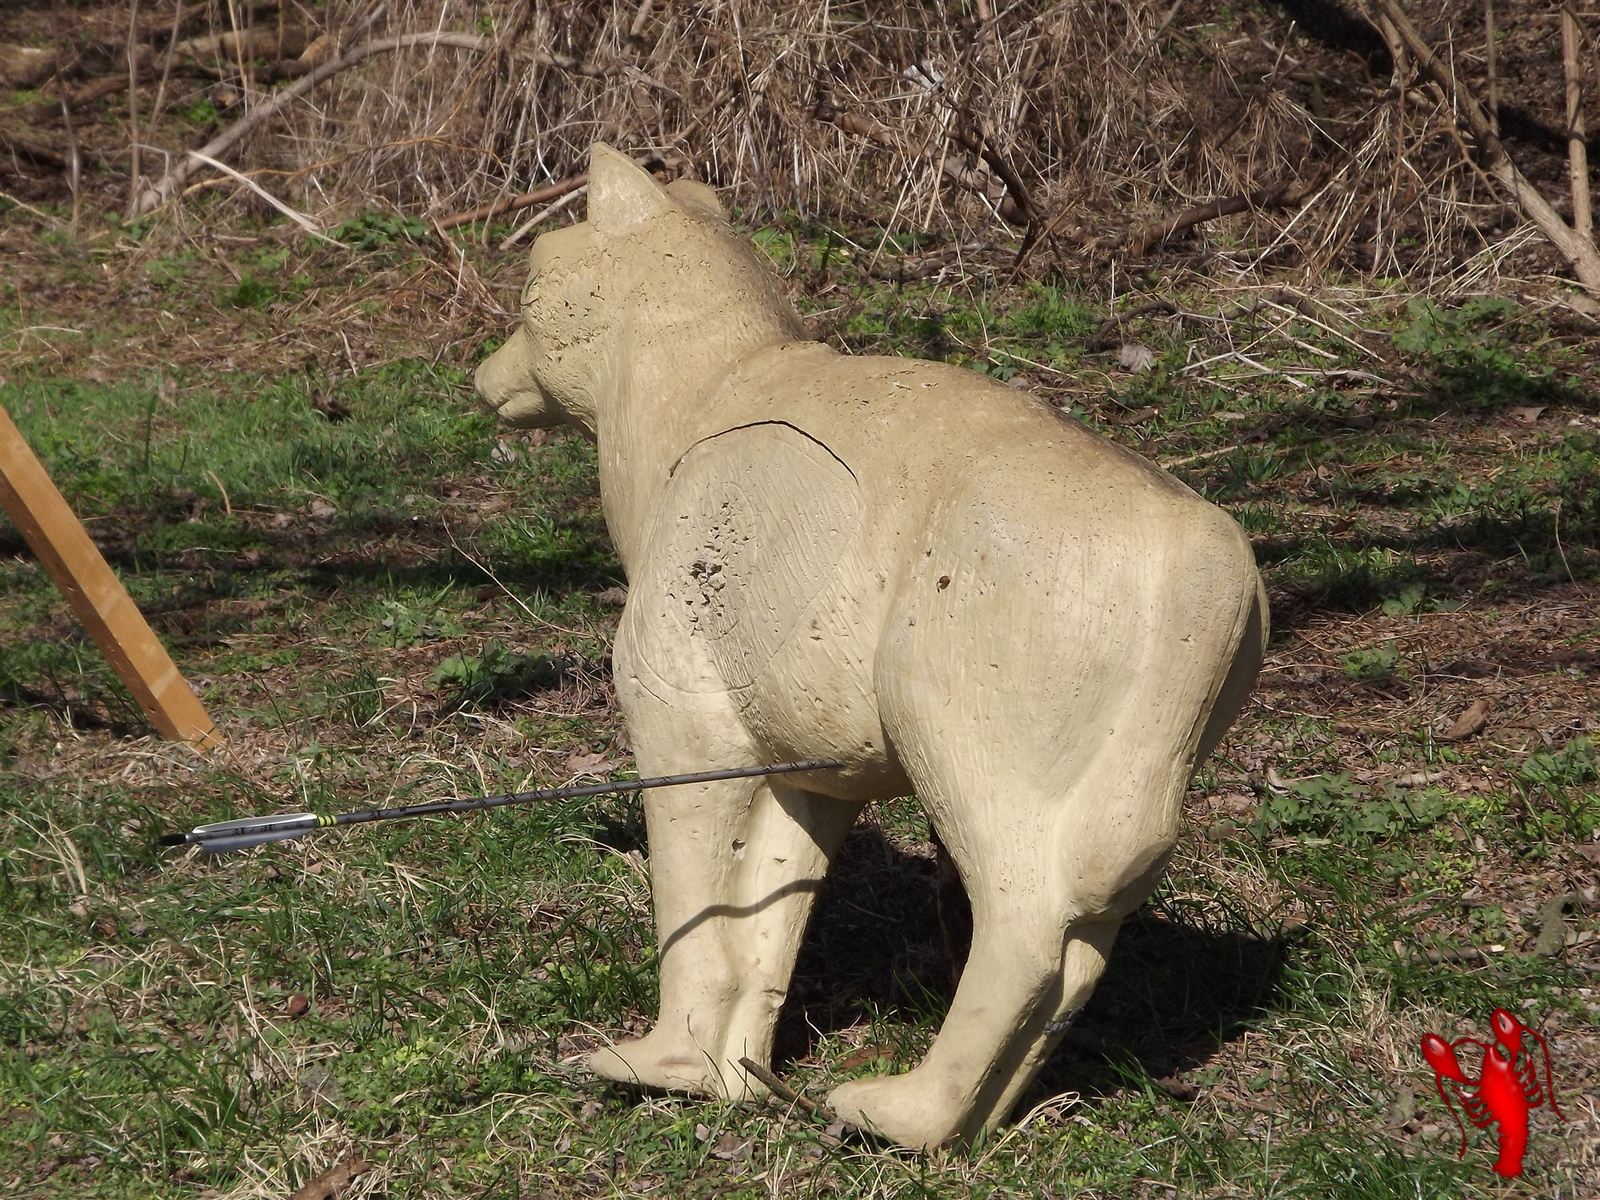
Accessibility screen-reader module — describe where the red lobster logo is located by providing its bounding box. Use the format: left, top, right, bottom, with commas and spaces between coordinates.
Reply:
1421, 1009, 1565, 1178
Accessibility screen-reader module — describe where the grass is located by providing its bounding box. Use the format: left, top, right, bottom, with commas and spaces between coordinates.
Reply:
1, 221, 1598, 1198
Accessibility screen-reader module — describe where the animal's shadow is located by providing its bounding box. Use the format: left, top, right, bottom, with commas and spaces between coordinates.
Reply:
778, 824, 1290, 1101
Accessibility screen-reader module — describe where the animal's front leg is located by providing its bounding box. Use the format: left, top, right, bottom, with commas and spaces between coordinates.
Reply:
588, 618, 771, 1098
589, 760, 757, 1098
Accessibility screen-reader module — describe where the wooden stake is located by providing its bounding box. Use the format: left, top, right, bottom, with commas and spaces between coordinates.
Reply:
0, 404, 221, 749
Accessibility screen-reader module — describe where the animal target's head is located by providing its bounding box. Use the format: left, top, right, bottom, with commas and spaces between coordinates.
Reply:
474, 144, 736, 433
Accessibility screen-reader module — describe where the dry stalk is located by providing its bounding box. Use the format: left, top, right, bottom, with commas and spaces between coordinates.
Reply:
15, 0, 1566, 296
1370, 0, 1600, 292
1564, 7, 1592, 244
131, 31, 493, 216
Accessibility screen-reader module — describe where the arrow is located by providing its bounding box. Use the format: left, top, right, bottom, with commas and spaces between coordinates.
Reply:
158, 759, 843, 854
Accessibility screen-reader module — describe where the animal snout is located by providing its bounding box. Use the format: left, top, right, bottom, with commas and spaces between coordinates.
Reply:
474, 327, 551, 426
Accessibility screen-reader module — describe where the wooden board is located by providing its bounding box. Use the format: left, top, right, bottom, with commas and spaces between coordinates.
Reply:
0, 403, 221, 749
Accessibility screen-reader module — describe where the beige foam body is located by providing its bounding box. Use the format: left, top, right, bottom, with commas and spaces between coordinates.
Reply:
476, 144, 1268, 1150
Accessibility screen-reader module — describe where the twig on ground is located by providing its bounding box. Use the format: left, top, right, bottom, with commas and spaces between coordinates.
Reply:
131, 31, 492, 217
499, 185, 587, 250
0, 135, 68, 171
1086, 300, 1179, 351
1125, 167, 1331, 256
438, 174, 587, 232
185, 151, 334, 240
737, 1056, 831, 1120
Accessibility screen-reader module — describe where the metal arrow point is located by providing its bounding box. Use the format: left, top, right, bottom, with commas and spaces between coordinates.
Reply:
158, 759, 843, 854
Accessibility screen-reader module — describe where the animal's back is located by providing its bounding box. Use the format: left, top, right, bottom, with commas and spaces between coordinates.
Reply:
632, 341, 1264, 796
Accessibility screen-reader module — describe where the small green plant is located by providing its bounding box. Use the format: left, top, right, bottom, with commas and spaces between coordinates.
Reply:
1252, 772, 1450, 843
1277, 542, 1433, 612
227, 274, 275, 309
333, 666, 389, 730
1341, 641, 1404, 683
329, 212, 428, 251
177, 96, 220, 125
433, 641, 567, 706
1381, 583, 1428, 617
373, 585, 466, 646
1393, 296, 1517, 357
1521, 737, 1598, 791
1394, 296, 1575, 412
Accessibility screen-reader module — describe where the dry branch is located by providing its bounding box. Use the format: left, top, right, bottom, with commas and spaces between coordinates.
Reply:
131, 32, 491, 217
1125, 169, 1330, 257
1086, 300, 1179, 352
0, 134, 68, 172
437, 174, 588, 231
1564, 8, 1592, 244
816, 103, 1028, 227
1371, 0, 1600, 292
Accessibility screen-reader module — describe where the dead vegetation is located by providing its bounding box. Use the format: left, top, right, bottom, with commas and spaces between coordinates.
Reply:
4, 0, 1599, 295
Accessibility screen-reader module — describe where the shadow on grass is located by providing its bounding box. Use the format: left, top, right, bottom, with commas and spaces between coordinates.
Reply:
779, 826, 1290, 1097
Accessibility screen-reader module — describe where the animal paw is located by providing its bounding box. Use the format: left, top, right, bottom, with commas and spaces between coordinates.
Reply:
589, 1033, 763, 1100
828, 1070, 970, 1150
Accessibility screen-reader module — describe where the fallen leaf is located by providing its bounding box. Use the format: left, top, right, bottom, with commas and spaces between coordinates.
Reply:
836, 1046, 887, 1071
694, 1122, 712, 1143
565, 750, 615, 777
710, 1130, 751, 1161
1105, 404, 1160, 425
1391, 769, 1445, 787
1557, 291, 1600, 318
1535, 894, 1574, 958
1118, 343, 1156, 373
307, 499, 338, 520
298, 1063, 342, 1109
1508, 405, 1545, 425
287, 1153, 369, 1200
311, 391, 352, 422
1576, 845, 1600, 865
1153, 1075, 1199, 1101
1442, 698, 1491, 741
1385, 1085, 1416, 1129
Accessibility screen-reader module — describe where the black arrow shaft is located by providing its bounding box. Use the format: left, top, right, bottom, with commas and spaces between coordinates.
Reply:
165, 758, 842, 849
329, 758, 842, 829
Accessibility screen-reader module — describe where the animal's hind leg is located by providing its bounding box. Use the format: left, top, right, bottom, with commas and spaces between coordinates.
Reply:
827, 882, 1121, 1149
830, 721, 1187, 1147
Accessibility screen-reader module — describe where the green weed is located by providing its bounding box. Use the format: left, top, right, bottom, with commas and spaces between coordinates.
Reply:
433, 641, 568, 707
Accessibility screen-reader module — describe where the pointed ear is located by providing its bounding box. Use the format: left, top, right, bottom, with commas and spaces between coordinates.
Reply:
666, 179, 726, 221
588, 143, 675, 237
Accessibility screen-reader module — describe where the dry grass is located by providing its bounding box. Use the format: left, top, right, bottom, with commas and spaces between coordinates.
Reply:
7, 1, 1598, 294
